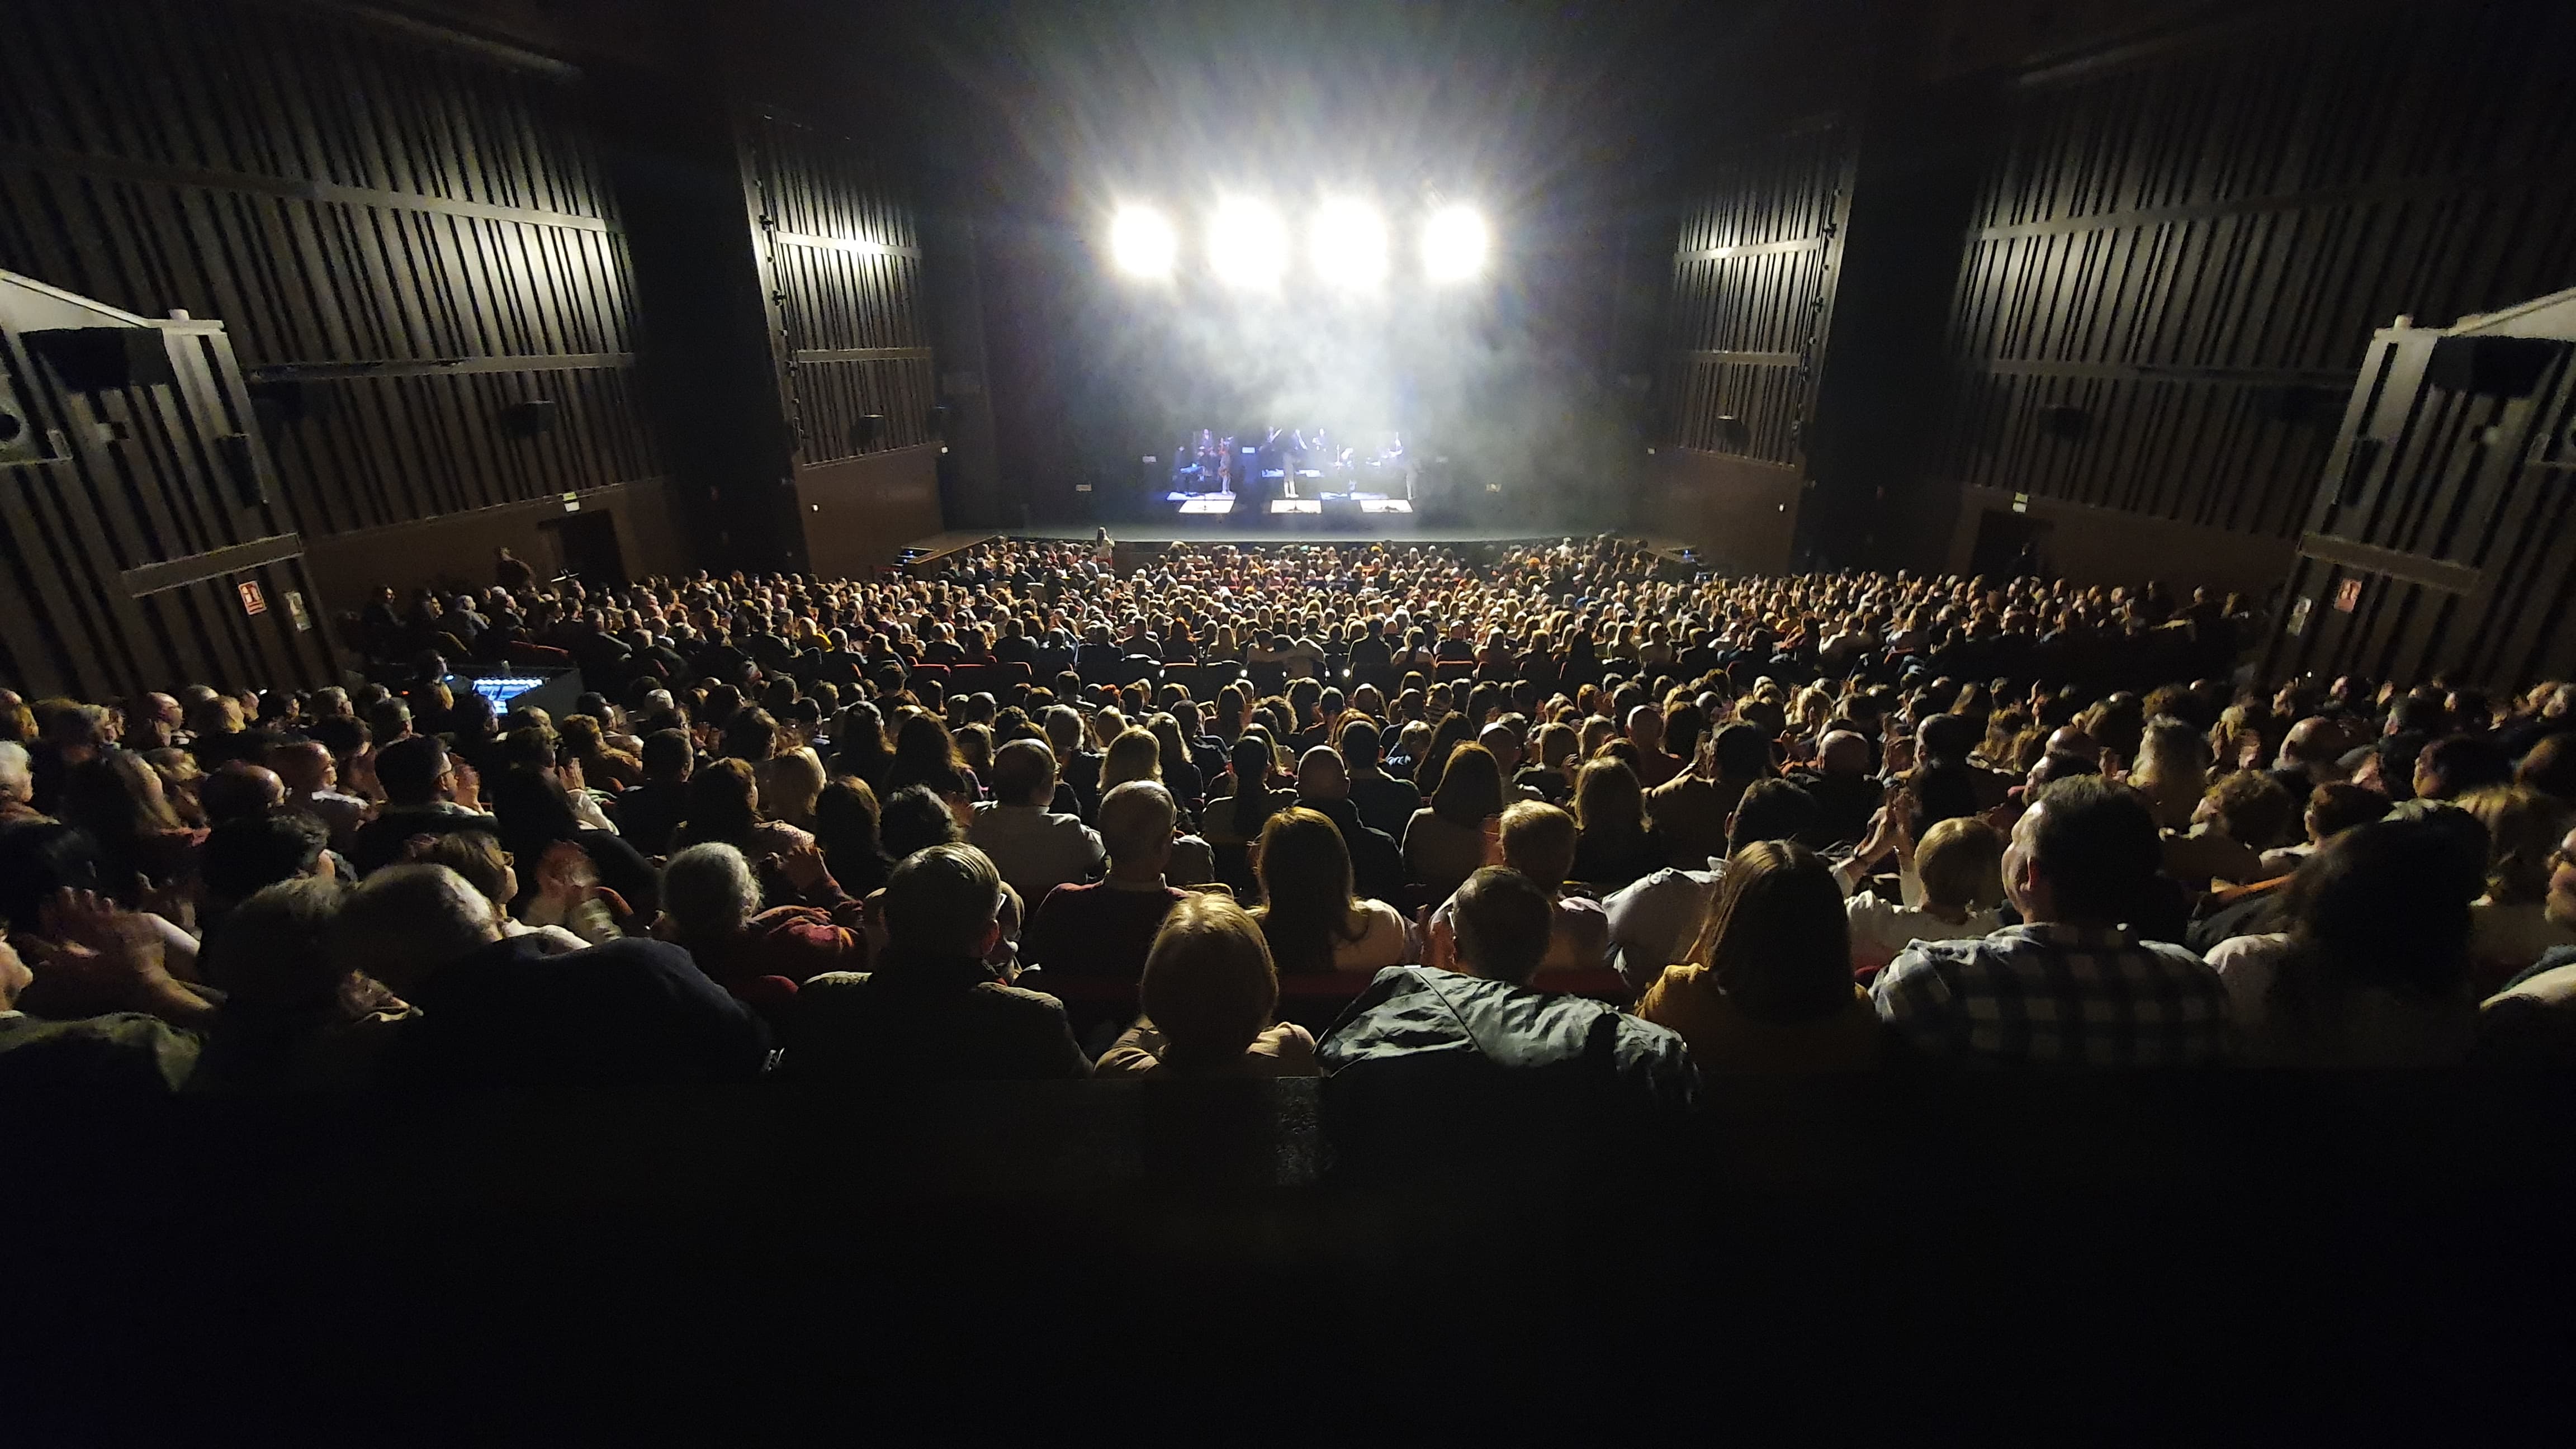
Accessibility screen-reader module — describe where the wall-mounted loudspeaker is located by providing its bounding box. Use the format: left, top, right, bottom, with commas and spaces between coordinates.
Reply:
849, 414, 886, 450
2427, 335, 2567, 399
23, 328, 177, 392
501, 399, 557, 438
1712, 414, 1750, 449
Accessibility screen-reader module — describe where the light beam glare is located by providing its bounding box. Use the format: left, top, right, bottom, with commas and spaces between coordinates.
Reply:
1109, 205, 1177, 278
1208, 197, 1288, 288
1309, 198, 1388, 290
1420, 205, 1490, 282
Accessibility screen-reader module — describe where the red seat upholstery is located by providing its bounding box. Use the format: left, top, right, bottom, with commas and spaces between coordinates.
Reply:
504, 642, 573, 668
948, 661, 1032, 696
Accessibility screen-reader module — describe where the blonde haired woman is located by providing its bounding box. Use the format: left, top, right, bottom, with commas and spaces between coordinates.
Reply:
1093, 893, 1317, 1077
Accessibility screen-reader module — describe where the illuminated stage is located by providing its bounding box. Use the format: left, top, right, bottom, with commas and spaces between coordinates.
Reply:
1152, 487, 1418, 534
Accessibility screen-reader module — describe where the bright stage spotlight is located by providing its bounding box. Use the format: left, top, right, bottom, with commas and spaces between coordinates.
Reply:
1109, 206, 1177, 278
1310, 199, 1388, 288
1208, 198, 1287, 288
1421, 205, 1490, 282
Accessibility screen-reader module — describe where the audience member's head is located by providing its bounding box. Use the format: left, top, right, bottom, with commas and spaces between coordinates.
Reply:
2304, 782, 2393, 845
269, 740, 337, 798
2198, 770, 2298, 850
989, 738, 1058, 808
1708, 723, 1773, 784
1690, 840, 1853, 1026
641, 728, 694, 783
1139, 894, 1280, 1074
1727, 776, 1820, 856
2006, 776, 2161, 928
1447, 866, 1554, 987
1253, 807, 1358, 975
1429, 742, 1504, 827
1497, 800, 1579, 893
2457, 785, 2570, 906
1295, 746, 1349, 802
661, 842, 763, 941
879, 783, 965, 862
331, 863, 505, 995
374, 736, 456, 808
1816, 731, 1869, 778
2413, 734, 2512, 802
1914, 816, 2007, 913
200, 875, 354, 1015
0, 740, 33, 811
1571, 757, 1646, 844
880, 844, 1003, 960
201, 811, 332, 910
1338, 717, 1384, 769
2267, 817, 2478, 1051
1096, 780, 1178, 880
1918, 712, 1983, 768
411, 831, 515, 911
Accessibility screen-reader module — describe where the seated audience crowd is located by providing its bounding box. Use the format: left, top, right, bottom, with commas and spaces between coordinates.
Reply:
7, 534, 2576, 1130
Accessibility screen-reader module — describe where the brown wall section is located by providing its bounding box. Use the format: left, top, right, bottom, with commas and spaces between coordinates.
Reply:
794, 445, 943, 580
1943, 486, 2296, 598
300, 477, 693, 617
1640, 450, 1803, 575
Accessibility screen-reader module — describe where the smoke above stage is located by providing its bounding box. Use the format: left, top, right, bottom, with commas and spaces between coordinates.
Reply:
920, 0, 1694, 532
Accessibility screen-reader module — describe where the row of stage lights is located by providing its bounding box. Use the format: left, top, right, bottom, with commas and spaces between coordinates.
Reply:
1108, 201, 1490, 288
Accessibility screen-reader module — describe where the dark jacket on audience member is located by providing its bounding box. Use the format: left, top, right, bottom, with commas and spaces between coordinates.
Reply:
614, 779, 691, 858
1296, 794, 1407, 904
1346, 770, 1424, 840
383, 935, 771, 1088
1316, 965, 1698, 1187
780, 952, 1091, 1082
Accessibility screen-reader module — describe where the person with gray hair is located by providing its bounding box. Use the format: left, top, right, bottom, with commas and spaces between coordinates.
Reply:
0, 740, 44, 825
967, 737, 1104, 908
782, 843, 1088, 1082
656, 840, 865, 1003
338, 862, 768, 1087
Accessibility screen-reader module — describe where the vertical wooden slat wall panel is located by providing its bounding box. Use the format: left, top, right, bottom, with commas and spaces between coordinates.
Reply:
2262, 293, 2576, 690
0, 1, 646, 441
0, 0, 664, 697
1933, 0, 2576, 558
1663, 121, 1850, 470
746, 111, 937, 467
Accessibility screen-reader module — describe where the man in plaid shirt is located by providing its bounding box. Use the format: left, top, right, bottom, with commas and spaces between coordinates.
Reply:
1872, 776, 2231, 1066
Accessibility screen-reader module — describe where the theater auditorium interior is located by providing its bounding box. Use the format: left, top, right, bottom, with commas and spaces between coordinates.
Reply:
8, 0, 2576, 1432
